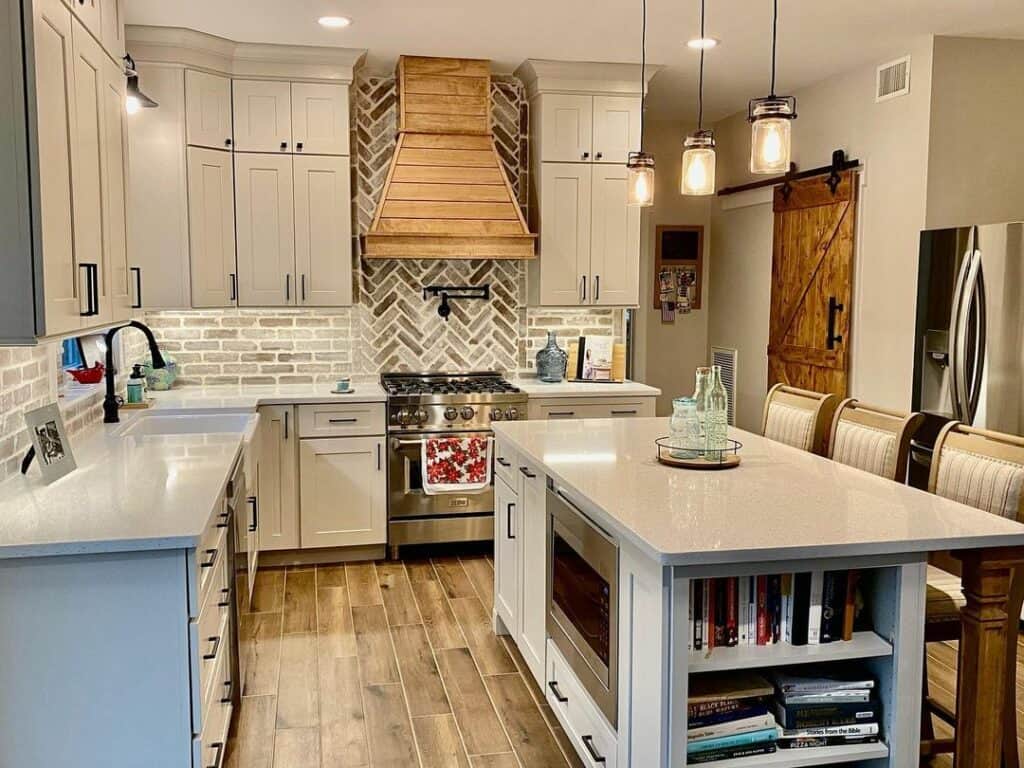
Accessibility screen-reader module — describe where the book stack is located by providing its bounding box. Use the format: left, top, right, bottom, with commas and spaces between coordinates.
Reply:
689, 570, 863, 651
687, 673, 780, 764
769, 667, 881, 751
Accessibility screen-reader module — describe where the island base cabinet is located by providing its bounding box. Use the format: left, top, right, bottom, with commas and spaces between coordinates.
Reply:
258, 406, 299, 552
299, 436, 386, 549
518, 464, 547, 686
494, 474, 520, 635
547, 639, 619, 768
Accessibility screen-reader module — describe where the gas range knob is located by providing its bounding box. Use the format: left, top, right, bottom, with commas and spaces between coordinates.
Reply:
443, 406, 458, 421
459, 406, 475, 420
490, 407, 504, 421
415, 408, 428, 424
396, 408, 413, 426
505, 406, 519, 421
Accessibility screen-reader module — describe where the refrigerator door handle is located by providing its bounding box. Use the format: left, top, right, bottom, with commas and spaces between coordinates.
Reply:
954, 243, 984, 425
947, 248, 973, 422
965, 252, 987, 424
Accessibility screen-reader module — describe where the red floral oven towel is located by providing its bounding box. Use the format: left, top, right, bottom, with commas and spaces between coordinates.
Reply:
421, 436, 493, 495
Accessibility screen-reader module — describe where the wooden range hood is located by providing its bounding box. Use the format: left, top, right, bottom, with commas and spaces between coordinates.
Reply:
364, 56, 536, 260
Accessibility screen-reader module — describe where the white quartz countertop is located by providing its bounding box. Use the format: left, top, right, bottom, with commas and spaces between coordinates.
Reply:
0, 383, 387, 560
492, 417, 1024, 565
510, 377, 660, 398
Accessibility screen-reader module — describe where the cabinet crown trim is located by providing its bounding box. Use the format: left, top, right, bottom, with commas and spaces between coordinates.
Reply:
514, 59, 663, 99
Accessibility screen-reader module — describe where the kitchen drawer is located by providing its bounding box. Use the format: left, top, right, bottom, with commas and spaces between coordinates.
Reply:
529, 397, 655, 421
546, 639, 618, 768
297, 402, 385, 438
494, 438, 518, 487
189, 547, 230, 735
193, 642, 232, 768
192, 502, 230, 617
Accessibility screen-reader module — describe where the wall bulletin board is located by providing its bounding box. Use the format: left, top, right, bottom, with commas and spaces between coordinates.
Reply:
654, 225, 704, 319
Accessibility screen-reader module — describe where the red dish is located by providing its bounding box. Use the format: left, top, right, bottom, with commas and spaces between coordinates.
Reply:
68, 363, 105, 384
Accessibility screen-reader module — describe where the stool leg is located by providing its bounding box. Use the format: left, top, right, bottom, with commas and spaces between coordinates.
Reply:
922, 649, 936, 742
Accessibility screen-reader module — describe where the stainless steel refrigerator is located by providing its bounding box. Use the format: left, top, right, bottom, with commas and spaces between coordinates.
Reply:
909, 222, 1024, 489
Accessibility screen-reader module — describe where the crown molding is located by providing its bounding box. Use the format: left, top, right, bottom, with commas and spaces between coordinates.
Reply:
514, 58, 663, 98
125, 25, 366, 83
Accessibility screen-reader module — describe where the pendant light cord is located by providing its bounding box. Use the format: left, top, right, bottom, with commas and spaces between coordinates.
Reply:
770, 0, 778, 96
697, 0, 705, 130
639, 0, 647, 152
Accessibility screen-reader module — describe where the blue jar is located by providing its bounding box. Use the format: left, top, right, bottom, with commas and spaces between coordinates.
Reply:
536, 331, 568, 383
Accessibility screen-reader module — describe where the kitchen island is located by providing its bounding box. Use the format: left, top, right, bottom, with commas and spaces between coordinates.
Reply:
492, 416, 1024, 768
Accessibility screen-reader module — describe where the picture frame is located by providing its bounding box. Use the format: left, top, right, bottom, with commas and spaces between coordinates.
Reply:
24, 403, 76, 483
654, 224, 704, 311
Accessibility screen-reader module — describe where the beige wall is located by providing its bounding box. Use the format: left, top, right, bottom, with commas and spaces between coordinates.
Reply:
709, 35, 935, 413
926, 36, 1024, 230
633, 119, 712, 415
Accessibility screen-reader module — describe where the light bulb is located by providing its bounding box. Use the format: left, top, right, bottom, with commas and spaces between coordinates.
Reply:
681, 147, 716, 196
626, 152, 656, 207
125, 95, 141, 115
750, 116, 792, 174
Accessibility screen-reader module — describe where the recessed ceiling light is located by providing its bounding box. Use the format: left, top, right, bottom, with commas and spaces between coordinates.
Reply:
318, 15, 351, 29
687, 37, 719, 50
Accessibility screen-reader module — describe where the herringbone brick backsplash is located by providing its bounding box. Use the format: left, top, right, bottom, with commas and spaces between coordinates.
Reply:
144, 69, 622, 385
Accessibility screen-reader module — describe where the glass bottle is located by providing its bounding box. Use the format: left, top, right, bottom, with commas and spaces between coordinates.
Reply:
669, 397, 702, 459
705, 365, 729, 460
535, 331, 569, 383
693, 366, 712, 436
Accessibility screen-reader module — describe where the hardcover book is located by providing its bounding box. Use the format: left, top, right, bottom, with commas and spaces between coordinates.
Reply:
773, 699, 880, 730
688, 672, 774, 706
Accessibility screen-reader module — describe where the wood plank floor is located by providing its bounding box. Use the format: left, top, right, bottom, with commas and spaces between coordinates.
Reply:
227, 553, 583, 768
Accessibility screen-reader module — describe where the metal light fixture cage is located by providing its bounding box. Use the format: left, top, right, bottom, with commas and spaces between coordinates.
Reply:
680, 129, 717, 196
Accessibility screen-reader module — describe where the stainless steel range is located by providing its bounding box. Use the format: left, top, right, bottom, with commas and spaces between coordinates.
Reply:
382, 371, 528, 557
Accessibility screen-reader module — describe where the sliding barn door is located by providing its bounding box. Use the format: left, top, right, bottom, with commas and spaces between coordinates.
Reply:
768, 170, 857, 398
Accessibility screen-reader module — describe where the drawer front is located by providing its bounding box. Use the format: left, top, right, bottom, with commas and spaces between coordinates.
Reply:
494, 438, 518, 488
195, 644, 232, 768
546, 640, 618, 768
195, 525, 228, 617
530, 398, 655, 421
297, 402, 385, 438
190, 539, 230, 733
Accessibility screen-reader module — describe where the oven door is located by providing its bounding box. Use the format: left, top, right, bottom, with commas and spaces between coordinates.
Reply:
389, 430, 495, 520
547, 487, 618, 726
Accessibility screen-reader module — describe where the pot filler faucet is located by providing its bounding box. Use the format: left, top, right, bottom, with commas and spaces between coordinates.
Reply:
103, 320, 166, 424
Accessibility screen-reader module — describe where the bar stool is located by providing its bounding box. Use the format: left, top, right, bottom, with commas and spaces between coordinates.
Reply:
827, 398, 923, 481
761, 383, 838, 455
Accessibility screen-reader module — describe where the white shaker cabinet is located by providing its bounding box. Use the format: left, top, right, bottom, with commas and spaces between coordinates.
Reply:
66, 0, 100, 41
99, 0, 123, 60
494, 474, 520, 634
100, 54, 132, 323
537, 163, 592, 305
293, 155, 353, 307
187, 147, 237, 308
592, 95, 642, 165
590, 163, 640, 306
299, 436, 386, 549
232, 79, 292, 153
291, 82, 349, 156
538, 93, 593, 163
258, 405, 300, 552
234, 152, 295, 306
185, 70, 233, 151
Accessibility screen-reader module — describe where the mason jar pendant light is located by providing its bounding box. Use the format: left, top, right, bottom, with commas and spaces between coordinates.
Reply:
748, 0, 796, 174
681, 0, 716, 196
626, 0, 655, 207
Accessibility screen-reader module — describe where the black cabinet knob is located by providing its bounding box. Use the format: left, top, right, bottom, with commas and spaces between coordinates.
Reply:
280, 141, 288, 150
225, 138, 232, 147
296, 141, 304, 151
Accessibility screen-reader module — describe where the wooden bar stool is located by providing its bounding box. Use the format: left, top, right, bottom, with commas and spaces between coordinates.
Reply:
920, 422, 1024, 765
761, 383, 838, 455
827, 398, 923, 481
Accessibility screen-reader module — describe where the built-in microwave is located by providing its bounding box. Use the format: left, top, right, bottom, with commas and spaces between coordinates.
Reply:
547, 486, 619, 727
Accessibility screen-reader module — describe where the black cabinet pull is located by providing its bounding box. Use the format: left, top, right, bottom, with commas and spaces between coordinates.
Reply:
130, 266, 142, 309
377, 442, 381, 471
301, 274, 306, 302
284, 410, 289, 440
216, 510, 229, 529
594, 274, 600, 302
296, 141, 304, 151
548, 680, 568, 703
79, 263, 98, 317
595, 151, 603, 160
610, 409, 638, 415
506, 503, 515, 539
496, 457, 511, 467
219, 679, 233, 703
581, 735, 606, 763
229, 273, 237, 302
248, 495, 258, 533
203, 634, 221, 661
218, 587, 231, 608
549, 411, 575, 418
580, 275, 587, 302
827, 295, 845, 350
285, 274, 291, 301
328, 417, 358, 424
225, 138, 232, 147
206, 742, 224, 768
280, 141, 288, 150
582, 151, 590, 159
200, 548, 218, 569
519, 466, 537, 479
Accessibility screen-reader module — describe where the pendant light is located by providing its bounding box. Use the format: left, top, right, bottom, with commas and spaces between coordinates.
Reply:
123, 54, 158, 115
681, 0, 716, 196
748, 0, 796, 174
626, 0, 655, 207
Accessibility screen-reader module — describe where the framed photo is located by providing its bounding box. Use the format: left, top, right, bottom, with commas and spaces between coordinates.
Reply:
654, 224, 704, 311
24, 403, 76, 483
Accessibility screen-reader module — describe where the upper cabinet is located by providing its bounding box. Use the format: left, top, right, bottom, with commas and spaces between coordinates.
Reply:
234, 152, 295, 306
185, 70, 233, 150
232, 79, 292, 153
291, 83, 349, 155
536, 94, 640, 165
293, 155, 353, 306
187, 147, 237, 308
98, 0, 123, 60
592, 95, 641, 165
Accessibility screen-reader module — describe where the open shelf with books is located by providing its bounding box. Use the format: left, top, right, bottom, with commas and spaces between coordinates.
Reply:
688, 630, 892, 673
700, 741, 889, 768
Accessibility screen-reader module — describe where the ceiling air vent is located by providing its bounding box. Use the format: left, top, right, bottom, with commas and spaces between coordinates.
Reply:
711, 346, 738, 426
876, 55, 911, 102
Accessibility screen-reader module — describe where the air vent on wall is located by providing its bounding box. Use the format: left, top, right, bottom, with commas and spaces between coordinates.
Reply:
711, 346, 737, 426
876, 55, 911, 102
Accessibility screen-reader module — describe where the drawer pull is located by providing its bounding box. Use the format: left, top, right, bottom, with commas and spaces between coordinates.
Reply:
328, 417, 359, 424
496, 457, 511, 467
506, 503, 515, 540
549, 411, 575, 417
206, 741, 224, 768
248, 495, 258, 533
610, 409, 638, 415
519, 466, 537, 479
200, 548, 218, 569
215, 511, 229, 529
548, 680, 568, 703
220, 678, 234, 703
218, 587, 231, 608
582, 735, 606, 764
203, 634, 222, 661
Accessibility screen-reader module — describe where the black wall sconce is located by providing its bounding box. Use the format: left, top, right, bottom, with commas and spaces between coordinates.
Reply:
422, 285, 490, 321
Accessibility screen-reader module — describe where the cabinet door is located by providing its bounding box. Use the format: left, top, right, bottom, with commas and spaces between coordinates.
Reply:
98, 0, 123, 60
539, 93, 593, 163
70, 16, 108, 326
67, 0, 100, 41
234, 153, 295, 306
100, 55, 130, 322
32, 0, 80, 336
258, 406, 299, 552
293, 155, 352, 307
185, 70, 233, 150
592, 96, 641, 165
291, 83, 349, 156
494, 475, 520, 634
518, 463, 547, 686
232, 80, 291, 153
539, 163, 591, 306
187, 147, 237, 308
590, 164, 640, 306
299, 436, 386, 549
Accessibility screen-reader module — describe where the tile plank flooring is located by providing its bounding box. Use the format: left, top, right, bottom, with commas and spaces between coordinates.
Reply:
227, 554, 582, 768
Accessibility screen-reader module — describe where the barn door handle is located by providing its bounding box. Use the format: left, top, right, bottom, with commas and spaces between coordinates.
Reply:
827, 296, 844, 349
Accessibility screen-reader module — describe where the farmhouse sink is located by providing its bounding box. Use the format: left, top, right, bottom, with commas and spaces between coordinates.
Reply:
116, 411, 253, 437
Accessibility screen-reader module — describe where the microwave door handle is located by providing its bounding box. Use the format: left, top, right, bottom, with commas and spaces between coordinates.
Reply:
947, 247, 972, 421
965, 252, 987, 424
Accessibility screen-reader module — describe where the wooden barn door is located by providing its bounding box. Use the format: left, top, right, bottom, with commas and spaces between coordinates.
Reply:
768, 170, 857, 398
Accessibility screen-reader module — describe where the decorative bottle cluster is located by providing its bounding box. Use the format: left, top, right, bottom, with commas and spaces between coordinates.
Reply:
705, 365, 729, 459
672, 365, 729, 460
